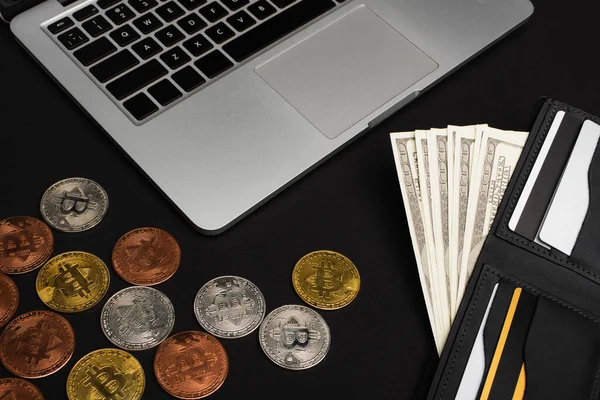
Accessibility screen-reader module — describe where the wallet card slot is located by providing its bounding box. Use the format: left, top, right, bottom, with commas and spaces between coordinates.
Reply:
496, 99, 600, 284
524, 296, 600, 399
570, 145, 600, 268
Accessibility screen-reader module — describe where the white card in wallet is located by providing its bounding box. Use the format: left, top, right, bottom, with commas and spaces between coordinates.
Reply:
539, 120, 600, 255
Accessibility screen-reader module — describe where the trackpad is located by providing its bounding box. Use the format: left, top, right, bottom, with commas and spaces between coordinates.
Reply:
255, 5, 438, 139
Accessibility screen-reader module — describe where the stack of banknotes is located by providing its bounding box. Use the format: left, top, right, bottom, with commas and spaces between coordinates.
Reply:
390, 126, 529, 353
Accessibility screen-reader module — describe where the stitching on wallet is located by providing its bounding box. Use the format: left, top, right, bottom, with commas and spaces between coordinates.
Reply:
438, 267, 600, 398
438, 269, 491, 398
497, 101, 600, 280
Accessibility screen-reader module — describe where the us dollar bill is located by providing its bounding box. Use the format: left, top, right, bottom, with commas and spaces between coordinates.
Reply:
427, 128, 453, 332
447, 125, 478, 316
390, 132, 442, 352
457, 129, 528, 300
415, 130, 450, 342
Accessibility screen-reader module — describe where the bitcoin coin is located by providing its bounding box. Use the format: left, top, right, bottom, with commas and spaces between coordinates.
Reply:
0, 310, 75, 378
292, 250, 360, 310
259, 304, 330, 370
40, 177, 108, 232
0, 378, 45, 400
67, 348, 145, 400
112, 228, 181, 286
194, 276, 265, 339
154, 331, 228, 399
101, 286, 175, 351
0, 216, 54, 274
36, 251, 110, 313
0, 273, 18, 327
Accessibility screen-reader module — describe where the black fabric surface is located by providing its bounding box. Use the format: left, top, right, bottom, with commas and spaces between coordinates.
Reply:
0, 0, 598, 398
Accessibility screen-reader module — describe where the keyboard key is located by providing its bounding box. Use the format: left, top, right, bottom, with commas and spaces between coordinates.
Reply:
97, 0, 120, 9
57, 28, 89, 50
133, 12, 164, 33
172, 66, 205, 91
128, 0, 157, 13
155, 25, 185, 46
176, 0, 205, 10
247, 0, 275, 19
148, 79, 182, 105
271, 0, 294, 7
82, 15, 113, 37
205, 22, 234, 44
176, 13, 206, 34
123, 93, 158, 120
74, 37, 117, 66
159, 46, 191, 69
199, 2, 227, 22
90, 50, 139, 83
224, 0, 334, 62
182, 33, 213, 56
132, 37, 163, 59
47, 17, 74, 34
73, 5, 99, 21
194, 50, 232, 78
221, 0, 248, 11
156, 1, 184, 22
106, 4, 136, 24
106, 59, 168, 99
110, 25, 141, 46
226, 10, 255, 32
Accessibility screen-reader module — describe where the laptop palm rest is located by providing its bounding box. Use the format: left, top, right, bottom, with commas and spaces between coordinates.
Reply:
255, 5, 438, 139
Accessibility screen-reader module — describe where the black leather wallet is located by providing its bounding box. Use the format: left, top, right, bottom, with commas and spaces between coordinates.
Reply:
426, 98, 600, 400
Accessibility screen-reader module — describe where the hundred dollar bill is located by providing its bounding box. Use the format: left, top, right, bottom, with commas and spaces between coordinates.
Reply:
415, 130, 450, 342
457, 129, 528, 301
427, 128, 453, 332
390, 132, 442, 352
447, 125, 478, 316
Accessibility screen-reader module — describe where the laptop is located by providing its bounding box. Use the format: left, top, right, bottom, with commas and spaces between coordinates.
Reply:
9, 0, 533, 234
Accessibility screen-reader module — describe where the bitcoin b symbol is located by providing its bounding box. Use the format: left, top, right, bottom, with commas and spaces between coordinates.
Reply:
307, 260, 344, 299
59, 188, 90, 215
167, 347, 214, 384
16, 320, 57, 366
54, 262, 93, 298
83, 365, 126, 400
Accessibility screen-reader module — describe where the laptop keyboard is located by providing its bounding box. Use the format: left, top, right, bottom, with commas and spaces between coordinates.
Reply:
44, 0, 345, 123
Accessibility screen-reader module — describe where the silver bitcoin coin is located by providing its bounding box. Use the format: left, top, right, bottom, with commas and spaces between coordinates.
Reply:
101, 286, 174, 351
259, 304, 330, 370
40, 177, 109, 232
194, 275, 266, 339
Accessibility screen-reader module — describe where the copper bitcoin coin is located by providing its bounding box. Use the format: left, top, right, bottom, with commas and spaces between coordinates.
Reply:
112, 228, 181, 286
0, 216, 54, 274
0, 273, 19, 327
154, 331, 228, 399
0, 310, 75, 378
0, 378, 44, 400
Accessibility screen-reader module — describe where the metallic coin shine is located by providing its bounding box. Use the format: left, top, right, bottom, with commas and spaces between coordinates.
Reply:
112, 227, 181, 286
0, 216, 54, 274
40, 177, 108, 232
0, 378, 45, 400
102, 286, 175, 351
194, 276, 265, 339
154, 331, 228, 399
0, 310, 75, 378
259, 304, 330, 370
67, 348, 145, 400
0, 273, 19, 327
292, 250, 360, 310
36, 251, 110, 313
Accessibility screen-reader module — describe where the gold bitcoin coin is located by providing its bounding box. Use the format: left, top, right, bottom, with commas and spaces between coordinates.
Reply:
67, 348, 145, 400
292, 250, 360, 310
36, 251, 110, 313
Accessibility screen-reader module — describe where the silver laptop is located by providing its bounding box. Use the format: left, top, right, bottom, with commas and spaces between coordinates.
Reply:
10, 0, 533, 234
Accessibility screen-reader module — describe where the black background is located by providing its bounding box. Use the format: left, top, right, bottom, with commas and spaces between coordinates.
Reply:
1, 0, 599, 398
